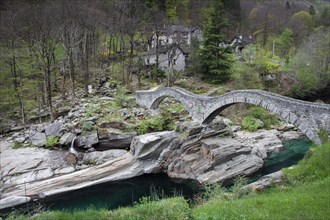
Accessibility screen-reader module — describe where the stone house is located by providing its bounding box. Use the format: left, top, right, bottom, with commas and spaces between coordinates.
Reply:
150, 25, 202, 49
220, 35, 255, 53
145, 25, 201, 72
145, 43, 190, 72
227, 35, 255, 53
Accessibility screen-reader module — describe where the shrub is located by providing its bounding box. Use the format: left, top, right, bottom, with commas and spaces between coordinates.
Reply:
252, 106, 278, 128
230, 176, 249, 199
241, 116, 263, 132
82, 121, 94, 133
137, 116, 165, 135
318, 129, 330, 144
241, 106, 280, 131
115, 87, 132, 108
44, 135, 59, 148
85, 103, 97, 117
13, 142, 24, 149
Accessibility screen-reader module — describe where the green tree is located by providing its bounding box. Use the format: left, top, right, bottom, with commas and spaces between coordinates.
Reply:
278, 28, 294, 60
309, 5, 316, 16
317, 6, 330, 27
290, 27, 330, 98
200, 0, 233, 83
290, 11, 313, 45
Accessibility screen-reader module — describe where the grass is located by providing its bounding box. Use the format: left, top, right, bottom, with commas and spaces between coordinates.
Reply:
192, 142, 330, 220
283, 142, 330, 184
6, 197, 190, 220
193, 177, 330, 220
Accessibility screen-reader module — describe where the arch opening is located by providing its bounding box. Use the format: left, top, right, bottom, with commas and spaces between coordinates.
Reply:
204, 102, 298, 133
152, 96, 193, 124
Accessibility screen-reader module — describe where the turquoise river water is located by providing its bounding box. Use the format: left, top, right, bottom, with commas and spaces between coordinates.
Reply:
4, 136, 312, 214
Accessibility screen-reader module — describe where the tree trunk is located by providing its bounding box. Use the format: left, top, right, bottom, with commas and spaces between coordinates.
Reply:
155, 32, 160, 80
46, 64, 53, 121
18, 72, 26, 125
69, 50, 75, 97
82, 29, 89, 95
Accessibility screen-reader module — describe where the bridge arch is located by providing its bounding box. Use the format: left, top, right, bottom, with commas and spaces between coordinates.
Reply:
136, 87, 330, 144
136, 87, 206, 122
150, 95, 193, 116
202, 100, 315, 141
202, 91, 319, 143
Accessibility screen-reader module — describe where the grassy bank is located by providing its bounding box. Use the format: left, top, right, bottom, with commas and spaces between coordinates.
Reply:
7, 142, 330, 220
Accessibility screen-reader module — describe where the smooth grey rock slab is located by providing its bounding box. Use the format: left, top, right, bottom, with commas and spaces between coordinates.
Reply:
98, 129, 135, 149
244, 170, 284, 191
59, 132, 76, 146
83, 149, 127, 164
0, 196, 31, 209
45, 121, 64, 137
76, 131, 99, 149
131, 131, 176, 160
31, 132, 46, 147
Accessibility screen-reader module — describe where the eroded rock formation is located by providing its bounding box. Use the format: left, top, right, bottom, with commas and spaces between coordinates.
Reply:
0, 119, 302, 210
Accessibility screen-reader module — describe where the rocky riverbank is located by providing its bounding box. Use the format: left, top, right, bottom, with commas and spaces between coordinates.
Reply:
0, 116, 303, 210
0, 85, 305, 210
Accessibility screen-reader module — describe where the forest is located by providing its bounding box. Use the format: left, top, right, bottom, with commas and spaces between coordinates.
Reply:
0, 0, 329, 126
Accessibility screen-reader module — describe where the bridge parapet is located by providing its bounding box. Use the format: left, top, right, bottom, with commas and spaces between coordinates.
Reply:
135, 87, 330, 144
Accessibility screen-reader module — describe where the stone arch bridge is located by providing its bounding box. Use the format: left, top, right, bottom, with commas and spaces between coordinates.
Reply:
135, 87, 330, 144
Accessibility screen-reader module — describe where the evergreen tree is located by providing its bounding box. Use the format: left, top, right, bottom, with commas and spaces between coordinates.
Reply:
200, 0, 233, 82
285, 1, 291, 10
309, 5, 316, 16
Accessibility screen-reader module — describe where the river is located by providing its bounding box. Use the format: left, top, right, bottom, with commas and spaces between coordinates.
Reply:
37, 136, 311, 212
4, 136, 312, 214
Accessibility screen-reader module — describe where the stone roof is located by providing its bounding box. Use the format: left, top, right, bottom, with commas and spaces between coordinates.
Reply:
146, 43, 191, 56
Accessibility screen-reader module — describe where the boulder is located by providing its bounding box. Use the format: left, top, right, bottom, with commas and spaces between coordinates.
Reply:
83, 149, 127, 164
235, 129, 283, 153
85, 116, 98, 122
176, 122, 204, 137
59, 132, 76, 146
165, 128, 286, 184
209, 117, 229, 130
98, 128, 135, 149
30, 123, 47, 133
99, 96, 115, 101
55, 106, 72, 118
0, 196, 31, 209
131, 131, 176, 160
0, 140, 69, 190
76, 131, 99, 149
98, 121, 126, 130
244, 170, 284, 191
166, 134, 263, 184
4, 168, 54, 186
118, 108, 131, 119
132, 107, 146, 117
30, 132, 47, 147
10, 125, 26, 132
45, 121, 64, 137
277, 123, 295, 132
0, 124, 11, 134
14, 136, 26, 143
280, 130, 303, 141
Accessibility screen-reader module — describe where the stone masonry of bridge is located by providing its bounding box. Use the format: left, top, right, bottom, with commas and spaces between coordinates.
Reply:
135, 87, 330, 145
